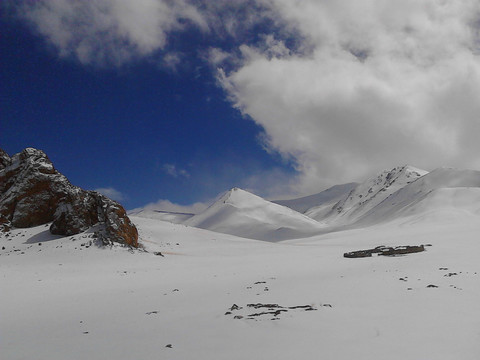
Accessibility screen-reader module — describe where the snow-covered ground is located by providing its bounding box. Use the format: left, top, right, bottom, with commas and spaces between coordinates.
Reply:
2, 210, 479, 360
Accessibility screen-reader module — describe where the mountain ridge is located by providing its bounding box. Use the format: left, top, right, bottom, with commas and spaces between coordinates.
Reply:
131, 164, 480, 241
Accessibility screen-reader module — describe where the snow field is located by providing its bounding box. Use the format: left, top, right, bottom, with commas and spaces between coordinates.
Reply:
1, 215, 479, 360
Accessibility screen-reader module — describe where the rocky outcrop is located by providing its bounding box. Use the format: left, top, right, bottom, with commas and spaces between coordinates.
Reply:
344, 245, 425, 258
0, 148, 138, 247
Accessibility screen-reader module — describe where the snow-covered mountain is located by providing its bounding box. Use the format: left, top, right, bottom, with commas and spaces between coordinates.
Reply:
137, 165, 480, 241
273, 183, 357, 214
306, 165, 428, 226
184, 187, 323, 241
357, 167, 480, 225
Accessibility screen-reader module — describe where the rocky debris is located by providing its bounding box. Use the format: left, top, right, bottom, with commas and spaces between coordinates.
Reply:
444, 272, 458, 277
226, 303, 319, 321
0, 147, 138, 247
344, 245, 425, 258
380, 245, 425, 256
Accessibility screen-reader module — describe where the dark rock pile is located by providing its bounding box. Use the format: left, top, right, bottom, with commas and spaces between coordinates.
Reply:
344, 245, 425, 258
225, 302, 329, 321
0, 148, 138, 247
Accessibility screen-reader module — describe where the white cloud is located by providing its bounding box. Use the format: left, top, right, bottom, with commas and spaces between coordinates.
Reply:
16, 0, 208, 66
12, 0, 480, 197
162, 163, 190, 178
94, 187, 126, 202
217, 0, 480, 194
14, 0, 270, 67
162, 52, 182, 71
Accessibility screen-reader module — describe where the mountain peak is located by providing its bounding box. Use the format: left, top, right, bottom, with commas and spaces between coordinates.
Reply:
314, 165, 428, 225
186, 186, 321, 241
220, 187, 265, 207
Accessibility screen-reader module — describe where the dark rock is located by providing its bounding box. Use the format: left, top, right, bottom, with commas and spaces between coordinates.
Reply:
248, 309, 288, 317
379, 245, 425, 256
444, 273, 458, 277
344, 250, 373, 258
344, 244, 426, 258
247, 303, 282, 309
0, 148, 138, 247
230, 304, 241, 311
0, 149, 11, 170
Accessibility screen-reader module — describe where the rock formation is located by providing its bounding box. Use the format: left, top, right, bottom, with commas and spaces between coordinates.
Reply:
0, 147, 138, 247
343, 245, 425, 258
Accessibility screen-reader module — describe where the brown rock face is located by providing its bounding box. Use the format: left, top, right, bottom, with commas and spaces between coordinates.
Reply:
0, 148, 138, 247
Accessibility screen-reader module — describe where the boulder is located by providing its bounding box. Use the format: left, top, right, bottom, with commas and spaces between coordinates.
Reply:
0, 147, 138, 247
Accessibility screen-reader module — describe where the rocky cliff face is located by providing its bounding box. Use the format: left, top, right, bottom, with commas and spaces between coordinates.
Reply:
0, 148, 138, 247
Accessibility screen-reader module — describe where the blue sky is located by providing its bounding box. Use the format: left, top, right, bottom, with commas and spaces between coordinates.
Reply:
2, 1, 480, 211
1, 4, 295, 210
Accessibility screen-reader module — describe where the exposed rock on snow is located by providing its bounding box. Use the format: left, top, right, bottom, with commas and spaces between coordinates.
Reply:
226, 302, 319, 321
343, 245, 426, 258
0, 148, 138, 246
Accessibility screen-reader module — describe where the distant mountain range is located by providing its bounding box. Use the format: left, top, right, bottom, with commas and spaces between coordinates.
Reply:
131, 165, 480, 241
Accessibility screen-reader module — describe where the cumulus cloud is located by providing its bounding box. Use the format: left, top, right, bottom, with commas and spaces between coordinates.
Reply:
13, 0, 271, 66
94, 187, 126, 202
12, 0, 480, 197
15, 0, 208, 66
217, 0, 480, 194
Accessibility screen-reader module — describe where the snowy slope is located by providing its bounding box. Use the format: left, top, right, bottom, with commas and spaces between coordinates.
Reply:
185, 188, 323, 241
358, 168, 480, 225
307, 165, 428, 225
128, 208, 194, 224
2, 214, 480, 360
273, 182, 357, 213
